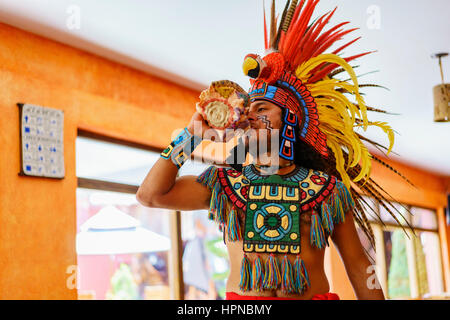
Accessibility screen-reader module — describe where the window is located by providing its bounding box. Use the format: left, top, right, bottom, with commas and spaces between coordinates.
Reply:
357, 196, 445, 300
181, 210, 229, 300
76, 134, 174, 300
75, 133, 227, 300
76, 135, 159, 186
179, 161, 230, 300
76, 188, 172, 300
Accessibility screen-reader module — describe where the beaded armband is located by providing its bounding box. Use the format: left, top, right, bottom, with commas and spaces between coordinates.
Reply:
160, 128, 202, 168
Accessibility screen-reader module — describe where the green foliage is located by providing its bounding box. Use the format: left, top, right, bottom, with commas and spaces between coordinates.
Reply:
388, 230, 410, 299
205, 237, 230, 299
205, 238, 228, 258
106, 263, 138, 300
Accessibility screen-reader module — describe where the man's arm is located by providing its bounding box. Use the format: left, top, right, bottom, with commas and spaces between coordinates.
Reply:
136, 112, 213, 211
331, 210, 385, 300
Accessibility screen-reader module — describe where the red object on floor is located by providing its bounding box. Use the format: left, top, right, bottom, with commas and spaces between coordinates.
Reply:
225, 291, 340, 300
310, 293, 340, 300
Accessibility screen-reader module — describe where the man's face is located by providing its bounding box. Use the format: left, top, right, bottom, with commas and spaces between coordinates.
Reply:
245, 100, 283, 149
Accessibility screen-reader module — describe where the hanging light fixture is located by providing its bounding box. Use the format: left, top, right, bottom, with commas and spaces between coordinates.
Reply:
432, 52, 449, 122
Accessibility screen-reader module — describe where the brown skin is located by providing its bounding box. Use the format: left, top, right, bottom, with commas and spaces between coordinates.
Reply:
136, 101, 385, 300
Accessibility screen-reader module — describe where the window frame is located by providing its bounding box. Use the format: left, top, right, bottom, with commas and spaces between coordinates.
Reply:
365, 198, 444, 299
75, 130, 185, 300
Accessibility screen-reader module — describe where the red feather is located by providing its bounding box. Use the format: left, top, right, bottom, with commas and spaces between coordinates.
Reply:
281, 0, 306, 53
308, 51, 375, 82
264, 4, 269, 50
279, 31, 287, 51
310, 27, 359, 58
294, 8, 339, 64
291, 12, 328, 62
332, 36, 361, 55
284, 0, 319, 63
310, 21, 350, 50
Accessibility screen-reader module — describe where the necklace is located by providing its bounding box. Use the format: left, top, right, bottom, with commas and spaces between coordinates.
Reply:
253, 161, 294, 169
252, 161, 296, 176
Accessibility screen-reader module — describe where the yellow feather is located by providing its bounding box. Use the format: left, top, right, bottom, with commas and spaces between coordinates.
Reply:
355, 121, 395, 155
320, 115, 362, 168
311, 88, 359, 124
353, 142, 370, 182
315, 98, 353, 128
294, 54, 394, 191
296, 54, 369, 129
327, 138, 351, 187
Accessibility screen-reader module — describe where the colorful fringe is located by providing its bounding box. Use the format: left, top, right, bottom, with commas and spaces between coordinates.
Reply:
293, 255, 310, 294
251, 256, 264, 292
238, 253, 311, 295
310, 211, 327, 249
310, 181, 355, 246
281, 255, 295, 294
263, 254, 281, 290
196, 165, 218, 190
197, 166, 230, 228
320, 202, 334, 235
207, 181, 227, 226
239, 254, 252, 292
198, 166, 356, 296
197, 166, 246, 241
227, 205, 242, 241
217, 192, 228, 225
332, 192, 346, 225
335, 181, 355, 217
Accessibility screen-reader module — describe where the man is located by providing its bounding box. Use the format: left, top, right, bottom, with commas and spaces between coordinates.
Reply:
137, 0, 403, 300
137, 106, 384, 300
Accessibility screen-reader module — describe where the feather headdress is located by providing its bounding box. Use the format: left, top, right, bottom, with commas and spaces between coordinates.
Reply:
242, 0, 415, 248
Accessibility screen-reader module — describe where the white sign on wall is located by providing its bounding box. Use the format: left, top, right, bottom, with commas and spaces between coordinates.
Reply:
18, 103, 65, 179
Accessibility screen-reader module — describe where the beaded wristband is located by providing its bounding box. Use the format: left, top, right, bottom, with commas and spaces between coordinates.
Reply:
160, 127, 202, 168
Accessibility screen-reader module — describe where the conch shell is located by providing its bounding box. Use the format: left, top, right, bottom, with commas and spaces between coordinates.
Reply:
196, 80, 250, 130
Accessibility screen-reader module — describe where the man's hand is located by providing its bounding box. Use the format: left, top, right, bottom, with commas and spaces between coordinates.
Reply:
187, 112, 213, 137
187, 111, 226, 143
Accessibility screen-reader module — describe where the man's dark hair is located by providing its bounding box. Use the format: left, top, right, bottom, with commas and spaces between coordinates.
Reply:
293, 138, 328, 172
226, 130, 331, 174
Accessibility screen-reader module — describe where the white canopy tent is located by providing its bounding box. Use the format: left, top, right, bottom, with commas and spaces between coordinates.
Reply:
76, 205, 170, 255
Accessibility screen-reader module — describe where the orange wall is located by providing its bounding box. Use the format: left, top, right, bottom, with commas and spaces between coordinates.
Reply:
0, 23, 198, 299
0, 22, 448, 300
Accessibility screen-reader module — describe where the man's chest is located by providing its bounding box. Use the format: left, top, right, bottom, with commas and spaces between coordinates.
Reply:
217, 165, 336, 254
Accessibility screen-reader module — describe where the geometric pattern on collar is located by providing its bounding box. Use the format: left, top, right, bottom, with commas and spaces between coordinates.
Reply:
218, 165, 336, 212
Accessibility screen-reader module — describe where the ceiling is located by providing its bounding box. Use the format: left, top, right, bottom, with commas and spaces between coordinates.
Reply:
1, 0, 449, 176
